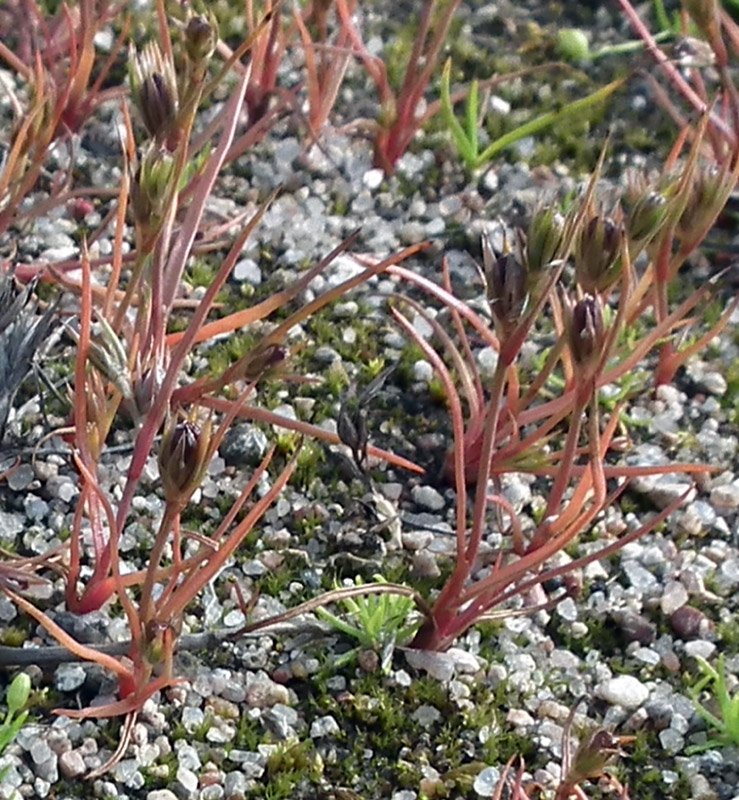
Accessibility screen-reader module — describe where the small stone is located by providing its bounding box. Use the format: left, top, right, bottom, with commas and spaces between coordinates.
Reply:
688, 774, 718, 800
235, 752, 266, 779
363, 168, 384, 190
684, 640, 716, 659
176, 766, 199, 796
717, 558, 739, 591
262, 704, 299, 739
58, 750, 86, 779
401, 531, 433, 551
596, 675, 649, 709
670, 713, 690, 735
233, 258, 262, 285
223, 771, 247, 800
646, 702, 673, 731
412, 359, 434, 383
671, 606, 714, 640
112, 759, 143, 789
699, 371, 727, 396
201, 786, 224, 800
147, 791, 179, 800
30, 740, 53, 765
246, 677, 290, 709
556, 597, 578, 622
7, 463, 34, 491
660, 581, 688, 616
411, 550, 441, 579
507, 709, 535, 727
611, 611, 656, 644
411, 705, 441, 729
658, 728, 684, 754
219, 425, 269, 467
310, 715, 340, 739
176, 744, 201, 772
473, 766, 501, 796
0, 511, 24, 541
181, 707, 205, 733
633, 648, 661, 666
411, 485, 445, 511
391, 792, 416, 800
622, 561, 659, 594
709, 484, 739, 512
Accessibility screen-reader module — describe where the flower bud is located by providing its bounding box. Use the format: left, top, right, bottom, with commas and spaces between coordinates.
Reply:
87, 316, 133, 400
575, 215, 623, 293
625, 189, 668, 252
240, 343, 286, 382
159, 417, 212, 504
130, 145, 176, 237
677, 163, 732, 246
185, 13, 218, 66
567, 294, 605, 372
129, 42, 179, 143
6, 672, 31, 715
483, 235, 528, 342
338, 402, 368, 468
525, 207, 566, 275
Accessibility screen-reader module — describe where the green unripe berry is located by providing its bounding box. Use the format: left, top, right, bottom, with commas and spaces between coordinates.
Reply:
556, 28, 590, 62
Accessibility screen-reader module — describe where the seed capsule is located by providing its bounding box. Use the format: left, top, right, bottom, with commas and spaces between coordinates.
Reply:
483, 235, 528, 342
185, 14, 218, 65
567, 294, 605, 372
575, 215, 623, 294
159, 417, 211, 504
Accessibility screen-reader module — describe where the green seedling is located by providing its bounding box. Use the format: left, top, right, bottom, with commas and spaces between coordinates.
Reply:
687, 654, 739, 753
0, 673, 31, 779
440, 58, 627, 172
317, 575, 421, 671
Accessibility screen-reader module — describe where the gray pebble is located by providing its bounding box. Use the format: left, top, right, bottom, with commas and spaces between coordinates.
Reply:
622, 561, 659, 594
473, 767, 501, 797
176, 743, 201, 771
661, 581, 689, 616
6, 463, 34, 491
411, 705, 441, 729
710, 484, 739, 512
659, 728, 684, 754
54, 664, 86, 692
684, 640, 717, 659
412, 359, 434, 383
0, 511, 24, 541
411, 485, 445, 511
596, 675, 649, 709
58, 750, 86, 779
262, 704, 299, 739
233, 258, 262, 285
181, 707, 205, 733
147, 791, 179, 800
220, 425, 269, 467
310, 715, 340, 739
113, 759, 143, 789
176, 765, 199, 796
223, 771, 247, 800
